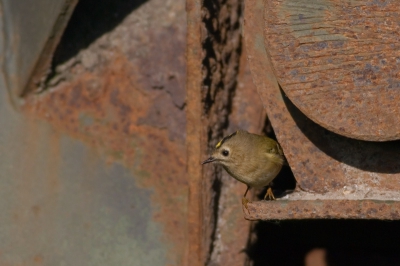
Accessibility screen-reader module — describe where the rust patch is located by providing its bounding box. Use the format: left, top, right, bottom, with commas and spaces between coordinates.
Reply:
24, 52, 188, 264
31, 206, 41, 217
33, 255, 44, 264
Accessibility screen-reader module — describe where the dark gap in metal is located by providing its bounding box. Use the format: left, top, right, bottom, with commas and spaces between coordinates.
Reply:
201, 0, 226, 261
258, 115, 297, 199
246, 220, 400, 266
206, 171, 223, 266
201, 0, 243, 263
201, 0, 219, 116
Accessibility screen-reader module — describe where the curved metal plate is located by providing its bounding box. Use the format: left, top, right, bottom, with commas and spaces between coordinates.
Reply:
264, 0, 400, 141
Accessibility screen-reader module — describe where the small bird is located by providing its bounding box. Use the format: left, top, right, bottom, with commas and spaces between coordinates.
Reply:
202, 130, 285, 210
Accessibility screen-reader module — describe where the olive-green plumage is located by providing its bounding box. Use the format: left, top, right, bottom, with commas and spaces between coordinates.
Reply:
202, 130, 285, 209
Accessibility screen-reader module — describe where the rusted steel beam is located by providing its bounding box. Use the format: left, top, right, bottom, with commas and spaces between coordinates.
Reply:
186, 0, 247, 264
186, 0, 206, 264
244, 199, 400, 220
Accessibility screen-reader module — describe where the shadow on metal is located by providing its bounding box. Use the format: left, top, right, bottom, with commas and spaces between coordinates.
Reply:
282, 87, 400, 174
258, 115, 297, 199
52, 0, 148, 67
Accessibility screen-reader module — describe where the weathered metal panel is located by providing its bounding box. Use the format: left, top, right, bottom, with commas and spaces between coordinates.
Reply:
0, 0, 188, 265
264, 0, 400, 141
0, 124, 169, 265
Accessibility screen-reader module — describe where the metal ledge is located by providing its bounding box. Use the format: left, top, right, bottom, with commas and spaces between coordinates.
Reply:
244, 197, 400, 220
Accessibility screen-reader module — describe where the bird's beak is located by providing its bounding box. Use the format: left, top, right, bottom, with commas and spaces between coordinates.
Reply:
202, 156, 215, 165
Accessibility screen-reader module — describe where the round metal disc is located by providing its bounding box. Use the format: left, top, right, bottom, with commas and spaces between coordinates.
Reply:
264, 0, 400, 141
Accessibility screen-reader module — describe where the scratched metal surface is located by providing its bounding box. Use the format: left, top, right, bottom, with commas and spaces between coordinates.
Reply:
264, 0, 400, 141
0, 0, 187, 265
243, 0, 400, 206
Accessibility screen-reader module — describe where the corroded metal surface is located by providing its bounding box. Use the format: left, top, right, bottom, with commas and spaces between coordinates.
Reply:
244, 199, 400, 220
0, 0, 188, 265
263, 0, 400, 141
186, 0, 205, 264
244, 0, 400, 201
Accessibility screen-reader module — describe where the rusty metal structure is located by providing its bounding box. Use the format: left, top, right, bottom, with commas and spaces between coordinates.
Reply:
241, 0, 400, 221
2, 0, 400, 265
187, 0, 400, 265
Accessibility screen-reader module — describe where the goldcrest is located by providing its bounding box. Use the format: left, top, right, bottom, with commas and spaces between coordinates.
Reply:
202, 130, 285, 210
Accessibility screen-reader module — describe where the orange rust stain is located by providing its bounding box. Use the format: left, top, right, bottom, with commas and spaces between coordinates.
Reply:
31, 205, 41, 217
83, 222, 92, 230
23, 52, 188, 263
33, 255, 43, 264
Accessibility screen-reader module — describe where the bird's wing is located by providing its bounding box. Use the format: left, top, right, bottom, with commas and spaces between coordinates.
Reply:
265, 152, 285, 165
263, 140, 286, 165
276, 143, 289, 166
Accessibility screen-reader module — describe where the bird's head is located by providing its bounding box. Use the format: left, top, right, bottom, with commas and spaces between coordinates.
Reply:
202, 131, 241, 168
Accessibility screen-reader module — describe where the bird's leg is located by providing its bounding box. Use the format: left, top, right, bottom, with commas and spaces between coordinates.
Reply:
242, 186, 250, 211
263, 186, 276, 200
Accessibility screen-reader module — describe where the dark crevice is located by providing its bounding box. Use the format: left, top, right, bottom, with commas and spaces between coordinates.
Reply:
201, 0, 243, 264
259, 116, 297, 199
202, 36, 217, 114
201, 0, 241, 119
206, 172, 223, 266
246, 220, 400, 266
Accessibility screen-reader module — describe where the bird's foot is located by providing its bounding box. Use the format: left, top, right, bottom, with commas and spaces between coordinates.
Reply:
242, 197, 250, 213
264, 187, 276, 200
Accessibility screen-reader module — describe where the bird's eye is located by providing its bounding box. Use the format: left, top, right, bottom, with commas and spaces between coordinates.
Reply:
222, 150, 229, 156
